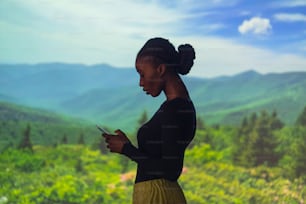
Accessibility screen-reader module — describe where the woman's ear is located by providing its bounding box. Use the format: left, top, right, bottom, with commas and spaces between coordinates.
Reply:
157, 64, 166, 77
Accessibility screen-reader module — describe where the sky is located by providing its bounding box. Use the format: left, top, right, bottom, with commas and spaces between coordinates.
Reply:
0, 0, 306, 78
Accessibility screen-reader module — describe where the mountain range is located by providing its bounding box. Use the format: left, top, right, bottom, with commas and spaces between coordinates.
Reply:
1, 63, 306, 131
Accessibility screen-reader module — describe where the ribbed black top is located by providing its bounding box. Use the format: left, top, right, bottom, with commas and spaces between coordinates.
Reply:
122, 98, 196, 183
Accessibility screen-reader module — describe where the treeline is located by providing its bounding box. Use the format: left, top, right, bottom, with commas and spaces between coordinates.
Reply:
2, 105, 306, 180
0, 107, 149, 153
193, 106, 306, 179
0, 121, 106, 152
1, 107, 306, 203
1, 123, 109, 156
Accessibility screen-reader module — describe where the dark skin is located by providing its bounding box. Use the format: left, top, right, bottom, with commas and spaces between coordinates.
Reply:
103, 56, 190, 153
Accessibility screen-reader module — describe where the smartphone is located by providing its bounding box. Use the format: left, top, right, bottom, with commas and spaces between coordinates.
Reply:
96, 125, 109, 134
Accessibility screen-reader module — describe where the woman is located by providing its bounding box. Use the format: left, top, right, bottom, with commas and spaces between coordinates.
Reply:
103, 37, 196, 204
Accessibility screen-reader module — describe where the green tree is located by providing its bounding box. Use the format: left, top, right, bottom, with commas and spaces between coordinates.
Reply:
233, 116, 253, 166
233, 111, 283, 167
296, 106, 306, 126
277, 126, 306, 178
271, 110, 284, 129
61, 134, 68, 144
253, 110, 281, 166
250, 112, 257, 124
18, 124, 33, 152
294, 106, 306, 177
197, 117, 205, 130
294, 127, 306, 177
77, 132, 85, 145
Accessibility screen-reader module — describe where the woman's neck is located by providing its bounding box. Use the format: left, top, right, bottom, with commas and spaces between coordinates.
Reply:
163, 74, 189, 101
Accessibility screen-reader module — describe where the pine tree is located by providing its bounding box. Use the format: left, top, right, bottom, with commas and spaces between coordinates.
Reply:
254, 110, 279, 166
233, 116, 252, 166
61, 134, 68, 144
271, 110, 284, 130
233, 111, 283, 167
78, 132, 85, 145
293, 108, 306, 177
250, 112, 257, 125
294, 129, 306, 177
18, 124, 33, 152
296, 106, 306, 126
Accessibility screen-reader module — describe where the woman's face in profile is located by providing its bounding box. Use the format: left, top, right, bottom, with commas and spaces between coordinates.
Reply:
135, 57, 164, 97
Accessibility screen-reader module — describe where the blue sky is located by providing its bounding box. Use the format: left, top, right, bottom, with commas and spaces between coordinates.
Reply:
0, 0, 306, 77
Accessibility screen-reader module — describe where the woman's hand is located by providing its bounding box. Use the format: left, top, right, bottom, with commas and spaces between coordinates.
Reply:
103, 129, 130, 153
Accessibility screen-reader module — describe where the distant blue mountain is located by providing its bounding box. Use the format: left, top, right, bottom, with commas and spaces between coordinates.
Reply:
1, 63, 306, 131
0, 63, 137, 108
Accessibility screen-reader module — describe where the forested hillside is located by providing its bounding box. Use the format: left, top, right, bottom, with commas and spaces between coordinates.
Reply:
0, 101, 305, 203
1, 63, 306, 131
0, 102, 105, 151
1, 63, 306, 203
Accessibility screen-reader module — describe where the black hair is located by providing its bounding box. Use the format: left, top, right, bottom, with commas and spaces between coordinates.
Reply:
136, 37, 196, 75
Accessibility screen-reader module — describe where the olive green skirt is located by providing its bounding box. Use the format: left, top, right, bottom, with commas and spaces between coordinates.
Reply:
133, 178, 187, 204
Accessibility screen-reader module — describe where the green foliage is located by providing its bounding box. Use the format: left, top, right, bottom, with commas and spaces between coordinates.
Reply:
0, 120, 102, 151
296, 105, 306, 126
233, 111, 284, 167
0, 102, 105, 151
1, 103, 306, 203
91, 136, 108, 154
61, 134, 68, 144
15, 154, 45, 172
18, 124, 33, 152
191, 126, 236, 152
185, 143, 225, 167
0, 146, 133, 204
180, 163, 305, 204
1, 148, 45, 172
2, 64, 306, 130
276, 126, 306, 178
0, 140, 305, 204
196, 117, 205, 130
77, 132, 85, 145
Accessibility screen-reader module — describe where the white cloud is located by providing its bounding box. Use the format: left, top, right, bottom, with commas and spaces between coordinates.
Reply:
274, 13, 306, 22
238, 17, 272, 35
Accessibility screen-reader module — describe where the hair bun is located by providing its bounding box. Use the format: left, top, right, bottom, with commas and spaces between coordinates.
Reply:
177, 44, 195, 75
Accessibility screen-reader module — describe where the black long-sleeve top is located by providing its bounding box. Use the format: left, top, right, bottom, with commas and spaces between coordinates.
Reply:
122, 98, 196, 183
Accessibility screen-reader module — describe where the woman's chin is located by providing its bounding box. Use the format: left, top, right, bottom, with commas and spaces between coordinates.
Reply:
151, 92, 161, 97
144, 89, 161, 97
145, 91, 158, 97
